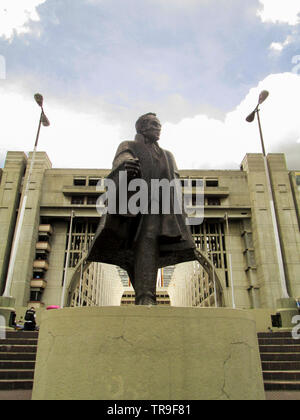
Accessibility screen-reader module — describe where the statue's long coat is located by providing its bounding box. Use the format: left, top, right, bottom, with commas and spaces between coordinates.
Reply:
86, 134, 196, 272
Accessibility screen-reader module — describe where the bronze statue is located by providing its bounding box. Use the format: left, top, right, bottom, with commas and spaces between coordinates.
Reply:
87, 113, 196, 305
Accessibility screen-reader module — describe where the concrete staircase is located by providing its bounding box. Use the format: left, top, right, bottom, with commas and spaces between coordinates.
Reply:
2, 329, 300, 395
0, 331, 38, 391
258, 331, 300, 391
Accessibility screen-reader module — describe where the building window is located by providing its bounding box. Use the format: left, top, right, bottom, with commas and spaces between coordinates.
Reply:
296, 175, 300, 190
35, 252, 48, 261
33, 271, 45, 279
192, 194, 201, 206
87, 196, 98, 205
74, 177, 86, 186
207, 197, 221, 206
38, 233, 50, 242
30, 291, 42, 302
180, 179, 188, 187
191, 179, 203, 188
191, 221, 227, 270
71, 196, 85, 205
206, 179, 219, 187
64, 220, 98, 268
88, 178, 101, 187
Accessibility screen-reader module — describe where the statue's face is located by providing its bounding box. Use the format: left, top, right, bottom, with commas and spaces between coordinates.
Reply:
141, 115, 161, 142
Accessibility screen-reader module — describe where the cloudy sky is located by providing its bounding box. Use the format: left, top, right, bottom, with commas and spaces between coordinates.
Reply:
0, 0, 299, 170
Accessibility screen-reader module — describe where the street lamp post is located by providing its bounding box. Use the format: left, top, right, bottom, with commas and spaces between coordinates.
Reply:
3, 94, 50, 298
246, 91, 289, 299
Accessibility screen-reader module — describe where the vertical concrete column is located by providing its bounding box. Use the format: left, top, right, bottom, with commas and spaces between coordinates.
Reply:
43, 220, 68, 307
289, 172, 300, 231
241, 154, 283, 308
0, 152, 27, 294
267, 154, 300, 299
10, 152, 52, 306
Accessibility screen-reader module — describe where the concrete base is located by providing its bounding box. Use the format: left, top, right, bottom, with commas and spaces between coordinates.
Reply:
0, 296, 16, 329
277, 298, 299, 329
32, 307, 265, 400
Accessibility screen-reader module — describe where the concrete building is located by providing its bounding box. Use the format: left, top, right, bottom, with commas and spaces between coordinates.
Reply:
121, 289, 171, 306
0, 151, 299, 312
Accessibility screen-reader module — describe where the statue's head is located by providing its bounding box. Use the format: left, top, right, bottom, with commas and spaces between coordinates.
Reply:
135, 113, 161, 142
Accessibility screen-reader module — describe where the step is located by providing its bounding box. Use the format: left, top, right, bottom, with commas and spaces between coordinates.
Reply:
0, 361, 35, 370
259, 345, 300, 353
4, 331, 39, 339
0, 345, 37, 353
0, 369, 34, 380
0, 379, 34, 391
263, 370, 300, 381
0, 339, 38, 346
258, 332, 294, 338
0, 331, 38, 392
260, 352, 300, 362
0, 352, 36, 361
264, 380, 300, 391
258, 338, 299, 346
257, 332, 300, 392
262, 361, 300, 371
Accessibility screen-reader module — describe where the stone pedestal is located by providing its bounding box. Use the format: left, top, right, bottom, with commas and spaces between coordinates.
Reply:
0, 296, 16, 329
32, 306, 265, 400
276, 298, 299, 329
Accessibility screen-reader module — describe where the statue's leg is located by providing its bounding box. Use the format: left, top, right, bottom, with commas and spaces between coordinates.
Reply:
133, 236, 159, 305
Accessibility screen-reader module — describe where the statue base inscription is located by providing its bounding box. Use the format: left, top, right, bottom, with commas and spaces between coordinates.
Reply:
32, 306, 265, 400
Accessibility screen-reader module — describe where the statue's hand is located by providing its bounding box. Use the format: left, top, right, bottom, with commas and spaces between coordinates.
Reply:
123, 158, 141, 179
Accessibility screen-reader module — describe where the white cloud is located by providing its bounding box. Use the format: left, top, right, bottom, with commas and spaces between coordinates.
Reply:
0, 86, 121, 169
0, 0, 46, 40
257, 0, 300, 26
270, 36, 293, 52
161, 73, 300, 169
0, 73, 300, 171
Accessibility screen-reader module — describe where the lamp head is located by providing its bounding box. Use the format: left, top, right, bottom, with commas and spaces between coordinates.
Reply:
258, 90, 269, 105
246, 109, 257, 123
34, 93, 44, 107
